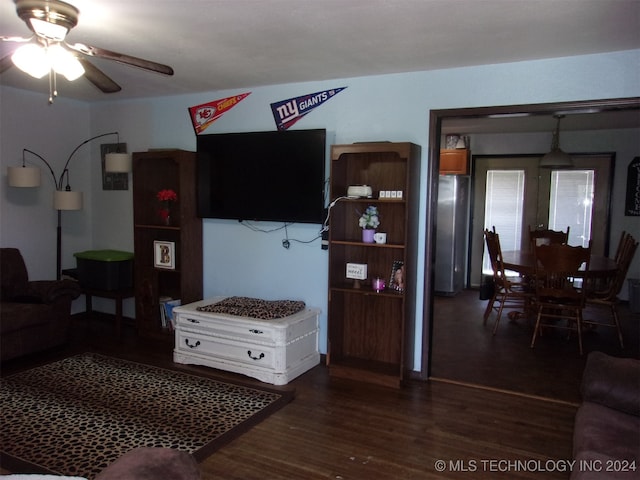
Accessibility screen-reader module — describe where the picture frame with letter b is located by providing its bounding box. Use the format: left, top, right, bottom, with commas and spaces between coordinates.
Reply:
154, 240, 175, 269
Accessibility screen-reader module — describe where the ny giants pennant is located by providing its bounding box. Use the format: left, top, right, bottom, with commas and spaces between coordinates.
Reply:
271, 87, 347, 130
188, 93, 251, 134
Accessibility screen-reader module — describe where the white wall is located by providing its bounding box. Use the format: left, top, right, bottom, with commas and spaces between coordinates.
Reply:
0, 90, 91, 282
2, 49, 639, 368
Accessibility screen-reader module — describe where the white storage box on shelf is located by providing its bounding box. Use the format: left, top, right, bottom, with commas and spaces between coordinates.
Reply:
173, 297, 321, 385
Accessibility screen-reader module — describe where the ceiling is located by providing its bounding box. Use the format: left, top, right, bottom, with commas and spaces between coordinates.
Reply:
441, 108, 640, 134
1, 0, 639, 131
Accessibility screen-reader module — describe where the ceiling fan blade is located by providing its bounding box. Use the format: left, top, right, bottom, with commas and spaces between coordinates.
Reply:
68, 43, 174, 76
0, 52, 15, 74
78, 57, 121, 93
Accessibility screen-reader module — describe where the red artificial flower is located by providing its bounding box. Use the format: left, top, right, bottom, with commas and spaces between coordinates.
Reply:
157, 189, 177, 202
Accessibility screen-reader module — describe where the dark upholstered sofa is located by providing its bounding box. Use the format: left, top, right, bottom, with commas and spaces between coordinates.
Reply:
571, 351, 640, 479
95, 447, 200, 480
0, 248, 81, 362
2, 447, 200, 479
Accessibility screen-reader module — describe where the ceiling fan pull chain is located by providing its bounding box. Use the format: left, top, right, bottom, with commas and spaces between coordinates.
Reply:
47, 68, 58, 105
48, 68, 53, 104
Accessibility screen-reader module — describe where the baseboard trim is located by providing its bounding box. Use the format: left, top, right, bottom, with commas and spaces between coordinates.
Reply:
428, 376, 580, 407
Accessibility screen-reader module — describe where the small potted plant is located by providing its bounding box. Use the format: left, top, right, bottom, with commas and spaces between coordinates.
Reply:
157, 189, 178, 225
358, 205, 380, 243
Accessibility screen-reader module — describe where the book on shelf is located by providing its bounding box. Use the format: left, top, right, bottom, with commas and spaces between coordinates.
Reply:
159, 297, 181, 330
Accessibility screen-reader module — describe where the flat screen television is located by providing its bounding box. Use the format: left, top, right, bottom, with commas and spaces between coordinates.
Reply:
196, 129, 326, 224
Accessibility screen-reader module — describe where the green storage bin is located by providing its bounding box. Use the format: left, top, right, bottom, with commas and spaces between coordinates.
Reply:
74, 250, 134, 291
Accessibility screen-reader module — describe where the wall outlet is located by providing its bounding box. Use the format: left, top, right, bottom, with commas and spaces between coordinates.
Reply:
346, 263, 367, 280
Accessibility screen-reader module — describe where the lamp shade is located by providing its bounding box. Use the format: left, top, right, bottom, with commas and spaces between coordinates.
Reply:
105, 152, 132, 173
539, 149, 573, 168
8, 166, 41, 187
54, 190, 83, 210
540, 114, 573, 168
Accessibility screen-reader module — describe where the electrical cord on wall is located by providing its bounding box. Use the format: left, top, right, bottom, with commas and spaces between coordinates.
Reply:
239, 219, 322, 249
239, 182, 344, 250
240, 220, 292, 233
321, 195, 351, 233
282, 222, 325, 249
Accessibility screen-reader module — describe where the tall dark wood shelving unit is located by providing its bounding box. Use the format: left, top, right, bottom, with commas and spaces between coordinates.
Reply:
132, 150, 202, 341
327, 142, 420, 388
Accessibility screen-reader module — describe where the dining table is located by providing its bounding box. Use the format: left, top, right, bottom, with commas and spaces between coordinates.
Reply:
501, 250, 618, 278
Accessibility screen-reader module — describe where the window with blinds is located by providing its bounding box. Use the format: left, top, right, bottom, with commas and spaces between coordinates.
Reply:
549, 170, 594, 248
483, 170, 525, 274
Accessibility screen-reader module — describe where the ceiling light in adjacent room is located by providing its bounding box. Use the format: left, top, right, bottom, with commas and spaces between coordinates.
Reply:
539, 114, 573, 168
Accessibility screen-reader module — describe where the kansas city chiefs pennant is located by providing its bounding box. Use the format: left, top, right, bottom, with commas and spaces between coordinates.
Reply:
189, 93, 251, 134
271, 87, 347, 130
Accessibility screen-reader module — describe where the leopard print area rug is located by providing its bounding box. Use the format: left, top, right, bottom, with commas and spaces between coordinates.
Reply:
0, 353, 294, 479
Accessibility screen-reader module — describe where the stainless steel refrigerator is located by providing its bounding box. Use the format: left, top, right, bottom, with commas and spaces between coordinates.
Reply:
435, 175, 470, 296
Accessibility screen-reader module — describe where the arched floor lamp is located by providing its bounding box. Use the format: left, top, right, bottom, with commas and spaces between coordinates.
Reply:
7, 132, 131, 279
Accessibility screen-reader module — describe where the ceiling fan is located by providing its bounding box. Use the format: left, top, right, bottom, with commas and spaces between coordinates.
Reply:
1, 0, 174, 102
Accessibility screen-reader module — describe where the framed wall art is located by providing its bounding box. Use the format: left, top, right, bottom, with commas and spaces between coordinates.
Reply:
154, 241, 175, 269
625, 156, 640, 216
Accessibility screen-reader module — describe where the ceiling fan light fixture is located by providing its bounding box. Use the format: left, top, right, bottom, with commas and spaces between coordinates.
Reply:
48, 43, 84, 80
7, 0, 174, 102
11, 42, 85, 81
11, 43, 49, 78
16, 0, 79, 41
28, 17, 68, 41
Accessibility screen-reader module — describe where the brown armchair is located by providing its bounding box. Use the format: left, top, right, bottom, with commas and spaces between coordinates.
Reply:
0, 248, 81, 362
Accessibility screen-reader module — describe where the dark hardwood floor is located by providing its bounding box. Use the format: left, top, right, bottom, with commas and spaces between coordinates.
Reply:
0, 305, 599, 479
432, 289, 639, 404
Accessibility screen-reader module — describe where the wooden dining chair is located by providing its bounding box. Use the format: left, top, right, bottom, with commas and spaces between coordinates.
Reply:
585, 232, 638, 349
483, 228, 534, 334
528, 226, 570, 251
530, 243, 591, 355
613, 230, 634, 264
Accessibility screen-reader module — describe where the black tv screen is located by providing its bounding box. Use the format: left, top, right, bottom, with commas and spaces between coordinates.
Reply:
196, 129, 326, 224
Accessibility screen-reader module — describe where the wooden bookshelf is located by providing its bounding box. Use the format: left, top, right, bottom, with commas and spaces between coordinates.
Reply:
132, 150, 202, 341
327, 142, 420, 387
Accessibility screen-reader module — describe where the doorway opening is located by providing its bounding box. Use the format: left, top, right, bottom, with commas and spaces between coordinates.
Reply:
421, 97, 640, 399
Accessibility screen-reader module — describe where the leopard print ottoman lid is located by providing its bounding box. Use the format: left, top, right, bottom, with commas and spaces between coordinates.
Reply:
196, 296, 306, 320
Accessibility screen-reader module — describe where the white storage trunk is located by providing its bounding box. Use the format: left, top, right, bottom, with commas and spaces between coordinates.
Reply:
173, 298, 320, 385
